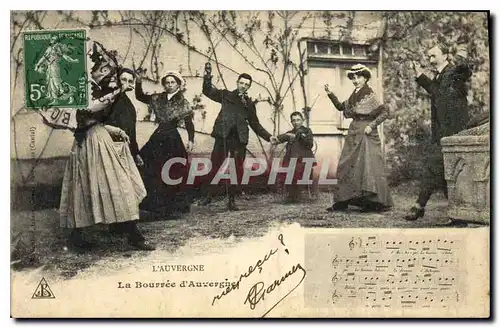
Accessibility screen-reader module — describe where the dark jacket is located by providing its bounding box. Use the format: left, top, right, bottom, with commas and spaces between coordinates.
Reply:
103, 93, 139, 157
416, 62, 472, 144
277, 126, 315, 164
202, 75, 272, 144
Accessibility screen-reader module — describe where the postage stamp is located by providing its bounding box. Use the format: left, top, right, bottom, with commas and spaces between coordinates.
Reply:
23, 29, 88, 109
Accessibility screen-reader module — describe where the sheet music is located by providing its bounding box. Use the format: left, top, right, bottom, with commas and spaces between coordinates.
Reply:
304, 229, 488, 316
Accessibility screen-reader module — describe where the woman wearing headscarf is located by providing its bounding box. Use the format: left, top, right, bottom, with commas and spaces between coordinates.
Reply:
135, 71, 195, 214
324, 64, 393, 212
55, 60, 154, 251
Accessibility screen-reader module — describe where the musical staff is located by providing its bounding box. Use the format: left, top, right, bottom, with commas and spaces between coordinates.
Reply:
309, 234, 463, 309
330, 254, 457, 269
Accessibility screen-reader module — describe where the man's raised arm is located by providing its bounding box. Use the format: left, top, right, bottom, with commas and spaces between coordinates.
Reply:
202, 62, 224, 103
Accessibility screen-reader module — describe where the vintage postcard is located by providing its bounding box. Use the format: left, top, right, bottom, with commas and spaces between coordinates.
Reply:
10, 10, 490, 318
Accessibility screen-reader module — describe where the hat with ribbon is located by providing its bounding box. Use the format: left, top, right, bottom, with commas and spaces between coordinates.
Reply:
347, 64, 372, 80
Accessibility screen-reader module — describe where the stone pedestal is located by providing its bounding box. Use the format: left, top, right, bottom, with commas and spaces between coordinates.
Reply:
441, 123, 490, 224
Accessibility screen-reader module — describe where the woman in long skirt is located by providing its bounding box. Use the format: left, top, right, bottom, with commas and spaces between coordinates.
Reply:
324, 64, 393, 212
59, 87, 155, 250
135, 71, 195, 214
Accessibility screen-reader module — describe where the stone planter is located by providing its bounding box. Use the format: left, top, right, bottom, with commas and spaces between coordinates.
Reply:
441, 122, 490, 224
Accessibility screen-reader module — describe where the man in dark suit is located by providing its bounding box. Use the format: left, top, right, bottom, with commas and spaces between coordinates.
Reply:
200, 62, 275, 210
405, 44, 472, 221
103, 67, 154, 251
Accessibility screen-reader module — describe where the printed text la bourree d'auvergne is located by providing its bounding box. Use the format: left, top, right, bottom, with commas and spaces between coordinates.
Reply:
117, 234, 307, 317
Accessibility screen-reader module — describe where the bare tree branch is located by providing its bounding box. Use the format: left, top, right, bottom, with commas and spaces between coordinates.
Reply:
121, 25, 134, 64
11, 16, 30, 53
182, 12, 193, 75
191, 11, 228, 89
208, 20, 276, 102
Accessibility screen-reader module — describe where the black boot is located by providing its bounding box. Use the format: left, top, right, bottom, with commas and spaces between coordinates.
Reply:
108, 223, 124, 235
199, 196, 213, 206
128, 239, 156, 251
361, 203, 392, 213
437, 218, 469, 227
69, 229, 92, 249
227, 196, 239, 211
285, 186, 300, 204
284, 196, 299, 204
125, 222, 156, 251
404, 206, 425, 221
179, 204, 191, 213
326, 201, 349, 212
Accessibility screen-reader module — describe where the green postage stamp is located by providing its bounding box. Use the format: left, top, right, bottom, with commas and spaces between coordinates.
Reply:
23, 29, 88, 109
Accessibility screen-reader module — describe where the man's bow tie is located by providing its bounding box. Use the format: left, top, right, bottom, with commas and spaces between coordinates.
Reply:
238, 93, 249, 104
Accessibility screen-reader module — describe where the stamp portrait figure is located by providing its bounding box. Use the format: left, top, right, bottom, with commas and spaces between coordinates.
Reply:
34, 35, 79, 105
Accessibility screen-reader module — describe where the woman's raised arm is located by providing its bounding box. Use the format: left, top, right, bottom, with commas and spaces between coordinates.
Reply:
324, 84, 346, 111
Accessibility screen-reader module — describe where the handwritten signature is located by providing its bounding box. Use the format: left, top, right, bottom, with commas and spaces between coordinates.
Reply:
245, 263, 307, 317
211, 234, 307, 317
211, 247, 278, 306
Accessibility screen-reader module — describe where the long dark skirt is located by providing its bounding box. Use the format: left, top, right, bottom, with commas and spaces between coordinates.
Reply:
139, 123, 193, 213
333, 120, 393, 208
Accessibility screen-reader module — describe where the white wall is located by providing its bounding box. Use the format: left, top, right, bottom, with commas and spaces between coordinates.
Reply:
11, 11, 384, 186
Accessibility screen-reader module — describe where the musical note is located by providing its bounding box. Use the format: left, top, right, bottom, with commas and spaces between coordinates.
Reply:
331, 289, 340, 304
331, 272, 339, 284
349, 238, 355, 250
332, 255, 339, 267
319, 234, 463, 309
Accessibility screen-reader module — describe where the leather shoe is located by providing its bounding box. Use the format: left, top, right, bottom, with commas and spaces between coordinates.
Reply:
199, 197, 213, 206
284, 196, 299, 204
361, 204, 392, 213
70, 239, 93, 250
404, 206, 425, 221
69, 230, 93, 249
227, 198, 239, 211
437, 218, 468, 227
128, 240, 156, 251
326, 202, 349, 212
108, 224, 125, 235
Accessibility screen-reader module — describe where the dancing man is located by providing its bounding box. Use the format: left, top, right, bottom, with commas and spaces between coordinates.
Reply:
200, 62, 275, 211
405, 43, 472, 222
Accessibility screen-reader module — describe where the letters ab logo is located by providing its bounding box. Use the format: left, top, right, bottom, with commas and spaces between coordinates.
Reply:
32, 277, 55, 299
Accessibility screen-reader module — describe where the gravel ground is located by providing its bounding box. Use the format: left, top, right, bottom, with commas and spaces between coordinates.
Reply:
11, 185, 479, 279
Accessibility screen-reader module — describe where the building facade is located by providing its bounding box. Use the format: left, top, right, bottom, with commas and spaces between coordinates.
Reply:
11, 11, 385, 187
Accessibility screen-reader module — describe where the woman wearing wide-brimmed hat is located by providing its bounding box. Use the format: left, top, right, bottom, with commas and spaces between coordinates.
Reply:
135, 71, 195, 214
324, 64, 393, 212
